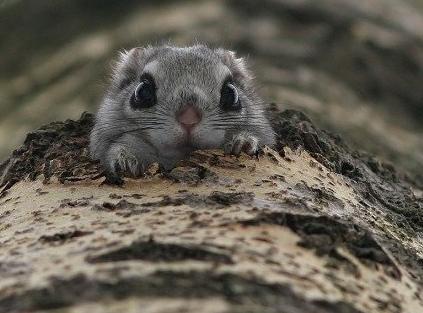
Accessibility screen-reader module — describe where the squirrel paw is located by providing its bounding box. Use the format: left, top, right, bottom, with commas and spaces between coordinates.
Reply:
224, 132, 259, 156
107, 146, 142, 178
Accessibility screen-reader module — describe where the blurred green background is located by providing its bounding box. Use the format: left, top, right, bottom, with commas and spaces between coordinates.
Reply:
0, 0, 422, 183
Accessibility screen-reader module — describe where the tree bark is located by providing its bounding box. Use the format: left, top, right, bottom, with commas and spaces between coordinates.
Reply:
0, 110, 422, 313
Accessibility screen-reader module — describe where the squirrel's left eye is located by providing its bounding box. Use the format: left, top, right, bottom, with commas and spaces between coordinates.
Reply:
220, 80, 241, 111
130, 74, 156, 109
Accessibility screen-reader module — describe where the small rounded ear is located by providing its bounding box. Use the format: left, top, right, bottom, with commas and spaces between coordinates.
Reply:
215, 48, 253, 86
111, 47, 154, 86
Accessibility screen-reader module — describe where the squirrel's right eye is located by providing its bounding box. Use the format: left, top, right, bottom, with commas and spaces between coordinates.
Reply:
130, 74, 156, 109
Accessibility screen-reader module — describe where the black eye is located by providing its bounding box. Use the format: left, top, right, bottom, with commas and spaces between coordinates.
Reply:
130, 74, 156, 110
220, 79, 241, 111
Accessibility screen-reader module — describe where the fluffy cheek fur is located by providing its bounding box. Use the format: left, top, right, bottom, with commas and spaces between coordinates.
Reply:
146, 124, 226, 152
192, 126, 226, 150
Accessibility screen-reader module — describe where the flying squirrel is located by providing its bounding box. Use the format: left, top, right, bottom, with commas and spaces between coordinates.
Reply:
90, 44, 275, 178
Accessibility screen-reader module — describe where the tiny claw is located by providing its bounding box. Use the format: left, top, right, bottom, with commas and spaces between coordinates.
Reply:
103, 172, 124, 186
225, 132, 259, 157
108, 146, 141, 178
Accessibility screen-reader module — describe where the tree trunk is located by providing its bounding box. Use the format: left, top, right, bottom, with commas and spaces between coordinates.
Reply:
0, 110, 422, 313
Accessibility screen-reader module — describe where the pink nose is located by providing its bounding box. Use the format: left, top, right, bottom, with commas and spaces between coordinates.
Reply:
177, 105, 202, 132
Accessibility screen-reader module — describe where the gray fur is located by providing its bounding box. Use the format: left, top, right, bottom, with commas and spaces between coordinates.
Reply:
90, 44, 275, 177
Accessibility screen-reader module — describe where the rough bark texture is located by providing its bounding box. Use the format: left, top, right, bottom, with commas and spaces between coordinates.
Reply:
0, 109, 422, 313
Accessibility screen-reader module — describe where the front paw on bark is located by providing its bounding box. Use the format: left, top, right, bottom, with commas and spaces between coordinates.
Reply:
224, 132, 259, 156
107, 146, 142, 179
